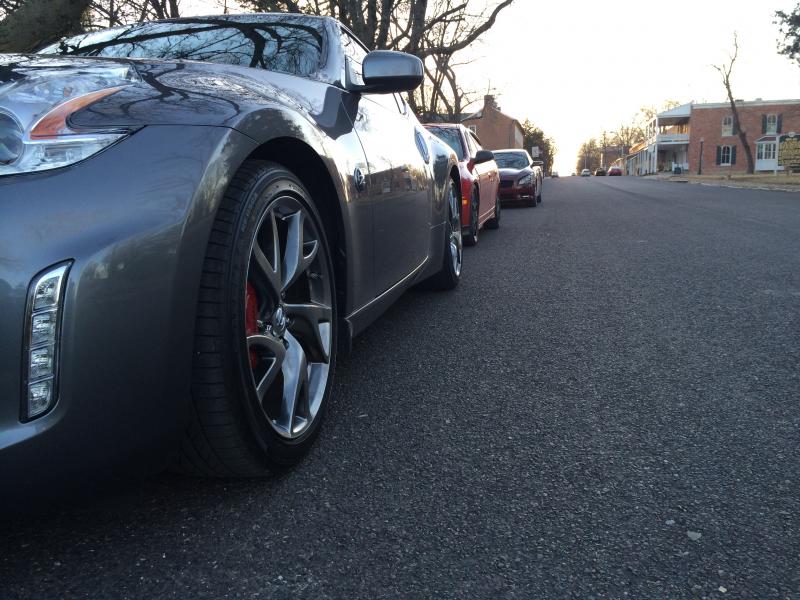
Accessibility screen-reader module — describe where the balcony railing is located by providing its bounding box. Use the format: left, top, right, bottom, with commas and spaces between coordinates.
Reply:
656, 132, 690, 144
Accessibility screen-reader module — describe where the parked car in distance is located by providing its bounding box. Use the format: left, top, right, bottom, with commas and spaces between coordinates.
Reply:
425, 123, 500, 246
594, 168, 606, 176
494, 149, 543, 207
551, 171, 559, 178
0, 13, 464, 494
581, 169, 591, 177
607, 166, 622, 176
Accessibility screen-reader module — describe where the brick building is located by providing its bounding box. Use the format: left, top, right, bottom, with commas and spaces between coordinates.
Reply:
690, 100, 800, 174
626, 99, 800, 175
461, 95, 524, 150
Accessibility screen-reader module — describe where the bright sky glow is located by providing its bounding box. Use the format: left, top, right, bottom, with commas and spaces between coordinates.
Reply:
182, 0, 800, 173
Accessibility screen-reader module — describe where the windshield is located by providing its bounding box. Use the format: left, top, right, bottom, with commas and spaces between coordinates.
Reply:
425, 127, 465, 161
494, 152, 529, 169
39, 18, 326, 78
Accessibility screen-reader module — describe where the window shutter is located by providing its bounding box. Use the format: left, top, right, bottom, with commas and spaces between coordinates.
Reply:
732, 120, 738, 136
731, 145, 737, 165
777, 114, 783, 134
762, 115, 767, 134
716, 146, 722, 165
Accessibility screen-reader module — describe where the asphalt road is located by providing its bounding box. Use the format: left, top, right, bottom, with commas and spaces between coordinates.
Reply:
2, 176, 799, 599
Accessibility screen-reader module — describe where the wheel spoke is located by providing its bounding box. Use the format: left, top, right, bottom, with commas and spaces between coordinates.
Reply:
284, 301, 332, 363
276, 331, 309, 436
247, 334, 286, 402
250, 210, 282, 301
281, 211, 318, 292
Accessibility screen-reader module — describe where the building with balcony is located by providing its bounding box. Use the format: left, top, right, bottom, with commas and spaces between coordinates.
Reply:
625, 103, 691, 175
625, 99, 800, 175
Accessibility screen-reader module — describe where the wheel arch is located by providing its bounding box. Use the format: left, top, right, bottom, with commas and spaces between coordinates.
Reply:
240, 137, 352, 351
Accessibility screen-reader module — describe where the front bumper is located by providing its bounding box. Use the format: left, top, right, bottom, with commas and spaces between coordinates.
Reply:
498, 182, 535, 203
0, 125, 256, 488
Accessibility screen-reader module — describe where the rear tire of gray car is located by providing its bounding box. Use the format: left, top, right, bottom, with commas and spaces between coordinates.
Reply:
485, 193, 501, 230
177, 160, 337, 477
424, 178, 462, 291
463, 186, 479, 246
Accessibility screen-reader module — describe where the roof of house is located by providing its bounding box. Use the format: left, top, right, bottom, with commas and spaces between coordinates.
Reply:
658, 103, 692, 119
692, 98, 800, 109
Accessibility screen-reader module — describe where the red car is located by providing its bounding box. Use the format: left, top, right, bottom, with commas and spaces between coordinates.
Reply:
494, 149, 543, 207
424, 123, 500, 245
607, 166, 623, 176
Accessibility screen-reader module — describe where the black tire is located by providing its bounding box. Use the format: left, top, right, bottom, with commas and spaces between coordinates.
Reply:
485, 193, 501, 230
537, 180, 543, 204
176, 160, 337, 477
463, 186, 479, 246
424, 177, 462, 290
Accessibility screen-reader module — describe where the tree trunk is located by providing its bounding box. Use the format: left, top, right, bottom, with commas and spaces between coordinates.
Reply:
0, 0, 92, 53
715, 34, 755, 174
728, 96, 755, 174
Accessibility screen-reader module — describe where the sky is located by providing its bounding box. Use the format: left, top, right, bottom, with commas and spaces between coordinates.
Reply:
182, 0, 800, 174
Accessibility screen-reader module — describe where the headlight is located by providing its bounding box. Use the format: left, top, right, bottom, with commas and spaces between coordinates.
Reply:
0, 61, 138, 176
0, 112, 23, 164
518, 174, 532, 186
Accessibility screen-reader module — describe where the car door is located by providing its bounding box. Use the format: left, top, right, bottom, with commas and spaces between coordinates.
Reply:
341, 30, 430, 295
466, 131, 497, 221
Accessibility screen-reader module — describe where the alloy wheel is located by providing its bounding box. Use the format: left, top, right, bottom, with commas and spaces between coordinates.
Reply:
245, 195, 333, 440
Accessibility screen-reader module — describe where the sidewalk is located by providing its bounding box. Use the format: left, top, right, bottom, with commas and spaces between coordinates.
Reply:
660, 172, 800, 193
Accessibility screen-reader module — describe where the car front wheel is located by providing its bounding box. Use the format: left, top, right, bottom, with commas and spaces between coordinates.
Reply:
177, 160, 337, 476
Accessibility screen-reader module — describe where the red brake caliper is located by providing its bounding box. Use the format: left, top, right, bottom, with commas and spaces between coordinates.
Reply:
245, 282, 259, 368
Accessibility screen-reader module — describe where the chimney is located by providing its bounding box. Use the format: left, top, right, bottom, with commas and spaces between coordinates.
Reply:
484, 94, 496, 110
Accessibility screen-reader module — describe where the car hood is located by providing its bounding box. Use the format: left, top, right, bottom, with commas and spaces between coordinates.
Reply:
0, 53, 337, 131
498, 167, 531, 178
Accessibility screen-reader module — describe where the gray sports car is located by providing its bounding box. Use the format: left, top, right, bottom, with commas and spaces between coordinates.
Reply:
0, 14, 462, 488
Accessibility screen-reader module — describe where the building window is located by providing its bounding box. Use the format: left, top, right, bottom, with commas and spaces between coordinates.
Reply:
720, 145, 732, 165
757, 142, 776, 160
766, 114, 778, 134
721, 115, 733, 137
467, 125, 477, 134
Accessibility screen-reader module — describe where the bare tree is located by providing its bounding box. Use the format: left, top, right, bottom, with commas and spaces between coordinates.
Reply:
0, 0, 92, 52
575, 138, 600, 174
713, 33, 754, 174
86, 0, 180, 29
611, 124, 645, 152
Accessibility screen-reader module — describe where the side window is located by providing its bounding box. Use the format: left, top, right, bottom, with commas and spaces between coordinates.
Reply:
463, 130, 477, 157
469, 132, 483, 151
721, 115, 733, 137
341, 29, 367, 86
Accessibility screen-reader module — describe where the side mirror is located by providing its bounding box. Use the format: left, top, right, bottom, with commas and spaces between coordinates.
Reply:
474, 150, 494, 164
359, 50, 423, 94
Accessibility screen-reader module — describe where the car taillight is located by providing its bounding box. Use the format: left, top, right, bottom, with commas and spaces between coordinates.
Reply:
22, 262, 71, 420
